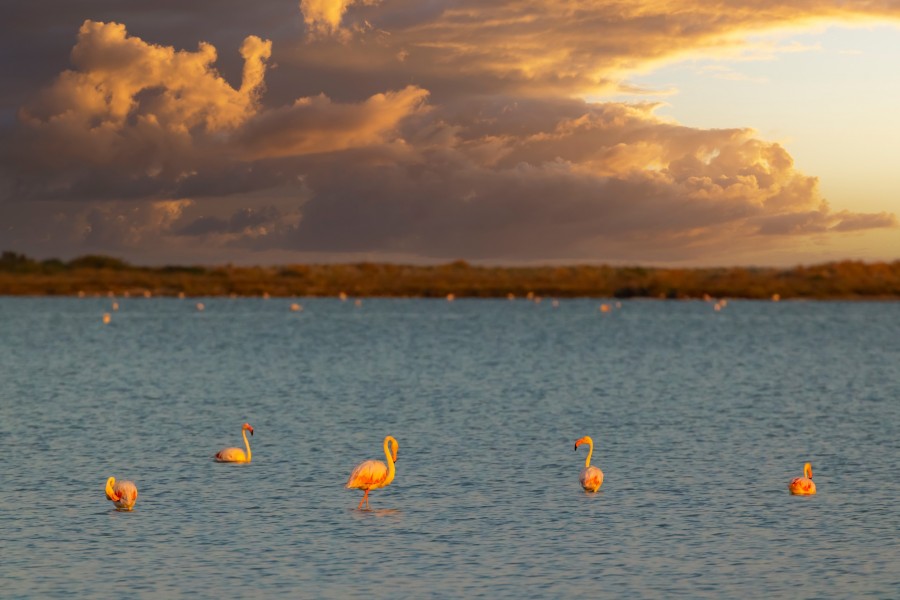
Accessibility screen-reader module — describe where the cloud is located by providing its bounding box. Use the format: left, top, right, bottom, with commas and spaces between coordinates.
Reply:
285, 0, 900, 97
267, 97, 894, 262
2, 21, 428, 204
1, 7, 898, 265
82, 200, 192, 250
25, 21, 270, 132
237, 85, 429, 159
300, 0, 382, 37
176, 205, 284, 236
6, 20, 272, 201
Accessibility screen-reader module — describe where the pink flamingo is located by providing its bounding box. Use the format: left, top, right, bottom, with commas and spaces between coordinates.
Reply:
574, 436, 604, 492
105, 477, 138, 511
789, 462, 816, 495
215, 423, 254, 463
346, 435, 399, 509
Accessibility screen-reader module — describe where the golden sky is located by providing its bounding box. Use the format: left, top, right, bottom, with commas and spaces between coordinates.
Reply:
1, 0, 898, 265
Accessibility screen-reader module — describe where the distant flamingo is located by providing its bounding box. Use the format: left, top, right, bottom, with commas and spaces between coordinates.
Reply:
105, 477, 138, 511
215, 423, 254, 463
789, 462, 816, 495
574, 436, 604, 492
346, 436, 399, 509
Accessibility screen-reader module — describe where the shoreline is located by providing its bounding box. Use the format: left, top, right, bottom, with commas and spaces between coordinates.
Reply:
2, 252, 900, 300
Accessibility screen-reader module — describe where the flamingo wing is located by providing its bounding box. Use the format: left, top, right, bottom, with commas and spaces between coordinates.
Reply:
215, 447, 246, 462
580, 466, 604, 492
346, 460, 388, 489
112, 480, 138, 509
789, 477, 816, 495
118, 481, 138, 502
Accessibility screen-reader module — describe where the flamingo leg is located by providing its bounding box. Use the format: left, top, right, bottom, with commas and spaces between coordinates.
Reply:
358, 490, 369, 509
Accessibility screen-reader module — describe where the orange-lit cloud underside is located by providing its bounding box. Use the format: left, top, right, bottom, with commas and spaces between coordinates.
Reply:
1, 1, 897, 264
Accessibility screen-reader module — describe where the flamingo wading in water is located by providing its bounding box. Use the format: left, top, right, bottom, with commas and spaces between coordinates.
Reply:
105, 477, 138, 511
789, 462, 816, 495
346, 436, 398, 509
215, 423, 254, 463
574, 436, 604, 492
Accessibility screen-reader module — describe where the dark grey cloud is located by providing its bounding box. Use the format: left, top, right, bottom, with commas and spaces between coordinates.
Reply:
1, 2, 897, 265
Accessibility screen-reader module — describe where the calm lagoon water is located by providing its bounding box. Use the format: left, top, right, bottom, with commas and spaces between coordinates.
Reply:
1, 297, 899, 598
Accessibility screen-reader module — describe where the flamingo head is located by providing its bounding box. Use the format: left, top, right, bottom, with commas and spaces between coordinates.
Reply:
574, 436, 592, 451
804, 462, 812, 479
105, 477, 119, 501
243, 423, 254, 436
387, 436, 399, 462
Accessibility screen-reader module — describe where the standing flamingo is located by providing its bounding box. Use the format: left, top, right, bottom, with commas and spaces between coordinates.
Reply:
215, 423, 254, 463
105, 477, 138, 511
346, 436, 399, 509
789, 462, 816, 495
574, 436, 604, 492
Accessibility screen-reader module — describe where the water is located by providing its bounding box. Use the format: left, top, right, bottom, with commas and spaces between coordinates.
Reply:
1, 297, 899, 598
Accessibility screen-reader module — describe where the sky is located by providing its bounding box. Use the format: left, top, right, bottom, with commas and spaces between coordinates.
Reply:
1, 1, 899, 267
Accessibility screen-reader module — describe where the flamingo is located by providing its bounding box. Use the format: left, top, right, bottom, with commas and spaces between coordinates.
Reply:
789, 462, 816, 495
346, 436, 399, 509
214, 423, 254, 463
105, 477, 138, 511
574, 436, 604, 492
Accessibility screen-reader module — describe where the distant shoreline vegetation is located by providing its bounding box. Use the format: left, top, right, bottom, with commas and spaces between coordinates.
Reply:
1, 251, 899, 300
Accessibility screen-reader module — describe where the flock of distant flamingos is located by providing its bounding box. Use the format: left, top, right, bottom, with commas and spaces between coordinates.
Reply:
104, 424, 818, 511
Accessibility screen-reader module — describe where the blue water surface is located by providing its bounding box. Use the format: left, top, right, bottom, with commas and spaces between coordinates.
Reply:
1, 297, 898, 598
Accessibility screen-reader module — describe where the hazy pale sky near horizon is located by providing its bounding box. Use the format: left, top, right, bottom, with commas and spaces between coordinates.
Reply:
1, 1, 898, 266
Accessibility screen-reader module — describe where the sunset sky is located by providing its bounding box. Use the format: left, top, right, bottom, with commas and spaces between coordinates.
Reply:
1, 1, 898, 266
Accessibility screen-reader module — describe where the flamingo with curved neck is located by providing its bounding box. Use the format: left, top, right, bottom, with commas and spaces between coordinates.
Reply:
574, 436, 604, 492
346, 435, 399, 509
105, 476, 138, 511
215, 423, 254, 463
789, 462, 816, 495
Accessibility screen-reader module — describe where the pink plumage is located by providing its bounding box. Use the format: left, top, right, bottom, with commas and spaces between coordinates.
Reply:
574, 435, 604, 492
346, 436, 399, 509
580, 466, 604, 493
789, 462, 816, 495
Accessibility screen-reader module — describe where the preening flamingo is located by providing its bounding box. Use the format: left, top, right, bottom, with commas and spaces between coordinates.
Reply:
215, 423, 254, 463
789, 462, 816, 495
346, 435, 399, 509
574, 436, 604, 492
105, 477, 138, 511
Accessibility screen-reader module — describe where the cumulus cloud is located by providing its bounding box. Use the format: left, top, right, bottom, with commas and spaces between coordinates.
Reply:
300, 0, 382, 37
25, 21, 270, 132
2, 20, 428, 204
1, 5, 898, 265
237, 85, 429, 159
6, 19, 272, 200
274, 98, 896, 262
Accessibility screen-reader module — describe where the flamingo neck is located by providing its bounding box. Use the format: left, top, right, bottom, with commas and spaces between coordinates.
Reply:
584, 440, 593, 468
243, 429, 252, 462
105, 477, 118, 500
383, 437, 396, 485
